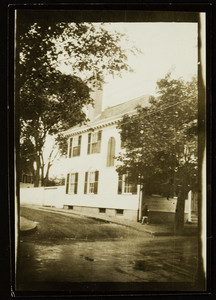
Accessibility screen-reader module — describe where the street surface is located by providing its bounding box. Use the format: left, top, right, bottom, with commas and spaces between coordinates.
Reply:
16, 207, 199, 291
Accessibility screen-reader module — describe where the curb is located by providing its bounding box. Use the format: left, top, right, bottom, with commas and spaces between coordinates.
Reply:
39, 206, 155, 235
21, 205, 197, 237
20, 216, 38, 234
34, 206, 172, 236
20, 224, 37, 235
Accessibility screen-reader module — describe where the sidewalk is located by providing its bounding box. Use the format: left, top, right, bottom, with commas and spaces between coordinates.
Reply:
20, 216, 37, 233
21, 204, 198, 236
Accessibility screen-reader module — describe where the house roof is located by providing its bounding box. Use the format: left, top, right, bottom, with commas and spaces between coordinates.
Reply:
63, 94, 150, 137
94, 94, 150, 122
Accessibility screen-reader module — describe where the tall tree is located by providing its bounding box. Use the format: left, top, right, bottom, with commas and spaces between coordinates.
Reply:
116, 73, 198, 233
17, 17, 134, 186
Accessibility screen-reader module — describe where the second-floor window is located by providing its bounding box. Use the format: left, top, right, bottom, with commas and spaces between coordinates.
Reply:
87, 130, 102, 154
118, 173, 137, 195
84, 171, 99, 194
68, 135, 82, 158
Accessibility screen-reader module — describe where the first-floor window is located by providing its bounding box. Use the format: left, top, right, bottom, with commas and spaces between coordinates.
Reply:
118, 173, 137, 195
66, 173, 78, 194
89, 172, 96, 193
84, 171, 99, 194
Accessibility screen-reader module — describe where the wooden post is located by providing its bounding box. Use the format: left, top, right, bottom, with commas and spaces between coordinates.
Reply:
188, 190, 192, 222
175, 189, 187, 234
137, 176, 143, 222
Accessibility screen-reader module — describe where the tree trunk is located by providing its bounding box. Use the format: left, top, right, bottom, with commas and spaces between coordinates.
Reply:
175, 189, 187, 234
137, 182, 146, 222
44, 163, 51, 186
34, 156, 41, 187
40, 152, 45, 186
34, 169, 40, 187
41, 164, 44, 186
141, 183, 146, 214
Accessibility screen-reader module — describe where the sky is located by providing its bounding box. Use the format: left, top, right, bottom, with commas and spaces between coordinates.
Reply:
102, 22, 198, 109
49, 22, 198, 177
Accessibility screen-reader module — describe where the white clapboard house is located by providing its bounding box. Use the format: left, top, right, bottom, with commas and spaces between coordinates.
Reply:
62, 90, 193, 223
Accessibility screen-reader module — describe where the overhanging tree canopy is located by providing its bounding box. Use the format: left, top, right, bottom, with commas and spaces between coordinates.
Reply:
17, 17, 135, 186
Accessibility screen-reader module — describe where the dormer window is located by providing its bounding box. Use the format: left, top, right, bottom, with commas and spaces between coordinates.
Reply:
87, 130, 102, 154
68, 135, 82, 158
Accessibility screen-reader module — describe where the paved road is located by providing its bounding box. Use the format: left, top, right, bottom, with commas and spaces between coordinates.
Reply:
16, 207, 200, 292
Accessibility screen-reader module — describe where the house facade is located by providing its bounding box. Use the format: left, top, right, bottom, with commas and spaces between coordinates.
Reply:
62, 93, 192, 223
62, 94, 151, 221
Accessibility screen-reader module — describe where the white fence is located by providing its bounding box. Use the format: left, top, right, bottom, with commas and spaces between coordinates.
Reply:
20, 186, 65, 208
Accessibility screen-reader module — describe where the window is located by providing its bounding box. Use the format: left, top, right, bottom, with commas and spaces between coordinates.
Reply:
68, 136, 82, 158
87, 130, 102, 154
107, 137, 116, 167
89, 172, 96, 193
72, 136, 81, 156
99, 208, 106, 213
116, 209, 124, 215
66, 173, 78, 194
118, 173, 137, 195
84, 171, 99, 194
124, 173, 133, 193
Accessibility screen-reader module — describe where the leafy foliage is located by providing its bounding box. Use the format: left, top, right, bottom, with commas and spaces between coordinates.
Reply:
116, 73, 198, 197
19, 138, 35, 179
17, 19, 133, 186
18, 22, 133, 90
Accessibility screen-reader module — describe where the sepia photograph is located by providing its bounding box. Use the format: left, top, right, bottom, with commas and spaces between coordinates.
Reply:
10, 6, 209, 296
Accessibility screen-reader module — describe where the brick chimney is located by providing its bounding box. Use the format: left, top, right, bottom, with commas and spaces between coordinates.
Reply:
87, 87, 103, 121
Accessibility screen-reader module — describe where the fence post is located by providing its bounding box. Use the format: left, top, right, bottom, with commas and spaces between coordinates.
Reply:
188, 190, 192, 222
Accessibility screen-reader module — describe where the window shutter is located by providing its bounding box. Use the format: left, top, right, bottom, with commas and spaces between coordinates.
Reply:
69, 138, 73, 158
97, 130, 102, 153
118, 175, 122, 194
78, 136, 82, 156
87, 133, 91, 154
75, 173, 78, 194
66, 173, 70, 194
107, 137, 115, 167
98, 130, 102, 141
106, 139, 111, 167
94, 171, 99, 194
110, 137, 115, 166
84, 172, 88, 194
